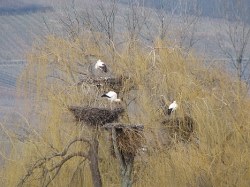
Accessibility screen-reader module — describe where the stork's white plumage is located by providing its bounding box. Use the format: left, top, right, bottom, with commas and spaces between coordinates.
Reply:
168, 101, 178, 115
95, 59, 108, 73
101, 91, 121, 102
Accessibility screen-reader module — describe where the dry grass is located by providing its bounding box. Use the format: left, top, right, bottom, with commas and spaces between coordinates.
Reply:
0, 35, 249, 187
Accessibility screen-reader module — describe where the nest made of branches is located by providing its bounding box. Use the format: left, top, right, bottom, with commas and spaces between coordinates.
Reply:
161, 116, 195, 143
116, 128, 144, 156
77, 75, 135, 93
105, 124, 145, 157
68, 106, 125, 126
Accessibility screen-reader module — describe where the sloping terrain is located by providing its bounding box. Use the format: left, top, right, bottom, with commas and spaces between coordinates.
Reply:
0, 0, 249, 61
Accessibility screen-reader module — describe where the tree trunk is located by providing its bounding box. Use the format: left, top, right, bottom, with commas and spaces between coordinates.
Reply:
111, 128, 135, 187
121, 156, 134, 187
236, 57, 242, 97
88, 137, 103, 187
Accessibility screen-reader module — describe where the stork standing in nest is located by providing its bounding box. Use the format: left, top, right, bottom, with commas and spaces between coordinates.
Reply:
95, 59, 108, 73
101, 91, 121, 109
101, 91, 121, 102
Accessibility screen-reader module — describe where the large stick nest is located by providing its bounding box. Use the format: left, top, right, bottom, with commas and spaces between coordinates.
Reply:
105, 124, 145, 157
161, 116, 195, 142
116, 128, 144, 156
77, 75, 135, 93
68, 106, 125, 126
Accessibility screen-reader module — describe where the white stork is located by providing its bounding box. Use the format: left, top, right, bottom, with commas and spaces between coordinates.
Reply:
95, 59, 108, 73
101, 91, 121, 102
168, 101, 178, 115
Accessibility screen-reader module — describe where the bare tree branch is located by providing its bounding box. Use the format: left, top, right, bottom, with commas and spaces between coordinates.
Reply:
17, 137, 90, 187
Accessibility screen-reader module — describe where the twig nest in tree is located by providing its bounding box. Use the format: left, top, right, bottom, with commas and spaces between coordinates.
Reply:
77, 75, 135, 94
68, 106, 125, 126
104, 124, 145, 157
116, 128, 145, 156
161, 116, 195, 143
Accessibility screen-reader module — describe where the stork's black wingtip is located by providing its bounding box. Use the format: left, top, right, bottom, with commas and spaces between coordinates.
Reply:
102, 65, 108, 73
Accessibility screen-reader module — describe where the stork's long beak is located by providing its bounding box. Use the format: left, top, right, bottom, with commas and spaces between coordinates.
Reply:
101, 94, 108, 97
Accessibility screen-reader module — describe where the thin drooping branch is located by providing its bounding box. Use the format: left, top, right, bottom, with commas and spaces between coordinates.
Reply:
17, 137, 90, 187
54, 137, 90, 157
43, 152, 88, 187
